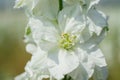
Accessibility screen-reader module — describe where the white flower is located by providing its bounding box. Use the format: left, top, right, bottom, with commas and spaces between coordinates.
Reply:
14, 0, 59, 20
27, 4, 108, 79
63, 0, 100, 10
28, 4, 85, 79
14, 0, 108, 80
15, 46, 57, 80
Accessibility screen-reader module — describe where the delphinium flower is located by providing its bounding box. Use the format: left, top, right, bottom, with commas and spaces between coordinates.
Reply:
26, 4, 108, 80
14, 0, 108, 80
25, 4, 90, 79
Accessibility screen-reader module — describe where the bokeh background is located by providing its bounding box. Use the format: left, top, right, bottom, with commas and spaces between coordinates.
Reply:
0, 0, 120, 80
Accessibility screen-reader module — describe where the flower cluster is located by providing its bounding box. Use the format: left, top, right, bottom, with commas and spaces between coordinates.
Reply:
14, 0, 108, 80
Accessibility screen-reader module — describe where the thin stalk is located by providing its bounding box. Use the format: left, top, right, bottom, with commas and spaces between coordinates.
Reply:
59, 0, 63, 11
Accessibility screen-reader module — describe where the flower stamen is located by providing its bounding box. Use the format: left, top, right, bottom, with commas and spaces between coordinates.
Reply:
59, 33, 76, 50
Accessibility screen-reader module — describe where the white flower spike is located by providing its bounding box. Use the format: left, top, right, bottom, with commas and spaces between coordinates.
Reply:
14, 0, 108, 80
27, 4, 107, 79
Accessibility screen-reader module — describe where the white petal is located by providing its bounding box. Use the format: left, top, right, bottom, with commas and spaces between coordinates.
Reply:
26, 51, 47, 70
26, 43, 37, 55
79, 26, 92, 43
15, 72, 50, 80
77, 48, 95, 77
80, 28, 106, 51
49, 66, 64, 80
32, 0, 59, 20
63, 0, 100, 9
81, 61, 94, 78
28, 18, 58, 51
14, 0, 59, 20
93, 66, 108, 80
25, 47, 57, 72
88, 8, 108, 35
29, 18, 58, 42
88, 0, 100, 9
28, 46, 44, 56
58, 4, 85, 33
49, 49, 80, 79
69, 65, 89, 80
89, 48, 107, 67
25, 49, 48, 74
14, 0, 38, 9
58, 49, 79, 74
47, 47, 59, 64
23, 50, 57, 79
39, 40, 58, 52
15, 72, 28, 80
65, 17, 85, 34
80, 32, 107, 67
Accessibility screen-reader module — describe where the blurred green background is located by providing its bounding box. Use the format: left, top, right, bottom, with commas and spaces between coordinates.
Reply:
0, 0, 120, 80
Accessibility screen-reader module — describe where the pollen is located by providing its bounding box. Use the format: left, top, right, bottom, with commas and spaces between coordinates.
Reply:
59, 33, 76, 50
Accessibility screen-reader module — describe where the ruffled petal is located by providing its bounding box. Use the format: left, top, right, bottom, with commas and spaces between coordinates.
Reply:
89, 48, 107, 67
15, 72, 50, 80
47, 47, 59, 64
93, 66, 108, 80
58, 4, 85, 33
79, 30, 107, 68
90, 0, 100, 8
63, 0, 100, 9
76, 48, 95, 77
87, 7, 108, 35
28, 18, 58, 42
14, 0, 59, 20
26, 43, 37, 55
23, 48, 57, 79
25, 49, 48, 74
15, 72, 28, 80
79, 26, 92, 43
80, 28, 106, 51
58, 49, 79, 75
14, 0, 39, 10
26, 50, 57, 71
49, 66, 64, 79
80, 36, 107, 67
28, 18, 58, 51
69, 65, 89, 80
32, 0, 59, 20
49, 49, 80, 79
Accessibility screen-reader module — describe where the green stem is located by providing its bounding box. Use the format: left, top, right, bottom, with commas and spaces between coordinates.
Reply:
62, 75, 73, 80
59, 0, 63, 11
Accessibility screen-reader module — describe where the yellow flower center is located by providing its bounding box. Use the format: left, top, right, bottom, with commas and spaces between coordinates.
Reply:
59, 33, 76, 50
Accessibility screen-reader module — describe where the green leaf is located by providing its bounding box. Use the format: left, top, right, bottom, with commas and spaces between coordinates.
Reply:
26, 26, 31, 35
